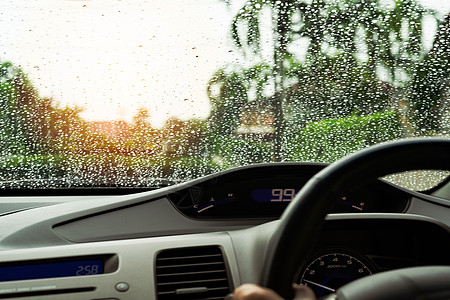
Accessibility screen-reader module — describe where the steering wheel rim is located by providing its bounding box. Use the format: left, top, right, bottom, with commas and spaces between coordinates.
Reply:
262, 138, 450, 299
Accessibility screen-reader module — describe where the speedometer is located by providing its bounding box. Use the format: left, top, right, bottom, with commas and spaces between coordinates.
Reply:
297, 251, 375, 297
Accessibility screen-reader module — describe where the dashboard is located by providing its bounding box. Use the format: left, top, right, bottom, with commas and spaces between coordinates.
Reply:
0, 162, 448, 299
168, 163, 409, 218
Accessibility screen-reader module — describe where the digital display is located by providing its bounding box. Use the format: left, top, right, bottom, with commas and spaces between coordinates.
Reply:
252, 188, 299, 202
0, 259, 104, 282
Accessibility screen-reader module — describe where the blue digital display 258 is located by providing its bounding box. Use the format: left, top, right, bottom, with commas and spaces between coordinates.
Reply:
0, 259, 104, 282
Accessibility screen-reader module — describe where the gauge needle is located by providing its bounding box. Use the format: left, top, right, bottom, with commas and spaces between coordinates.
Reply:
303, 279, 336, 292
196, 197, 234, 213
339, 198, 363, 211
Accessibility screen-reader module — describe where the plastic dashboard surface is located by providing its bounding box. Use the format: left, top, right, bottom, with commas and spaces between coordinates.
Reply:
0, 163, 447, 299
52, 163, 410, 243
1, 217, 449, 300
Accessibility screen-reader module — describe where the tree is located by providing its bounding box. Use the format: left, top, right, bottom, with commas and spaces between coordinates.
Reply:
126, 108, 160, 155
212, 0, 435, 160
409, 13, 450, 133
207, 64, 272, 136
162, 117, 207, 158
0, 61, 55, 155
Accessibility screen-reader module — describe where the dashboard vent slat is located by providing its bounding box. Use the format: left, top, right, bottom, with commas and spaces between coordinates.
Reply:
155, 246, 232, 300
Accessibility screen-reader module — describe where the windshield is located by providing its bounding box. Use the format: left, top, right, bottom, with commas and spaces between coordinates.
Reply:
1, 0, 449, 190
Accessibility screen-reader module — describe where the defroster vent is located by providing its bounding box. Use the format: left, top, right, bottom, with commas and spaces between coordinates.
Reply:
155, 246, 232, 300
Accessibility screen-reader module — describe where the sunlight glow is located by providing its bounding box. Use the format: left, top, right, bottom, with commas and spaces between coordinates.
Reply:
1, 0, 237, 127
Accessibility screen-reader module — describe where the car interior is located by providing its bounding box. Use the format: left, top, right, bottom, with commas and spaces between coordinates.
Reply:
1, 0, 449, 299
0, 139, 448, 299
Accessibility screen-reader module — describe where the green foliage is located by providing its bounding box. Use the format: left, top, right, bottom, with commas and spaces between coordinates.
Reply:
303, 0, 429, 77
0, 154, 64, 181
8, 66, 50, 154
207, 0, 450, 167
58, 153, 161, 186
162, 117, 207, 157
284, 53, 394, 122
0, 63, 31, 156
0, 60, 67, 155
206, 135, 272, 168
207, 69, 249, 135
165, 157, 224, 181
285, 111, 404, 163
228, 0, 431, 81
211, 0, 438, 162
207, 64, 275, 137
409, 14, 450, 133
0, 81, 28, 156
1, 0, 448, 186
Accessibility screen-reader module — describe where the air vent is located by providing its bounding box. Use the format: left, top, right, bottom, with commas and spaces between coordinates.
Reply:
155, 246, 232, 300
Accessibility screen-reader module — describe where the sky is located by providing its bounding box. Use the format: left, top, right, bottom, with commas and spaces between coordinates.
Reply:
1, 0, 449, 127
1, 0, 240, 126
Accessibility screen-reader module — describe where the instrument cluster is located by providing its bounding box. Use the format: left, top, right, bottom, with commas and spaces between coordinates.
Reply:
169, 163, 410, 219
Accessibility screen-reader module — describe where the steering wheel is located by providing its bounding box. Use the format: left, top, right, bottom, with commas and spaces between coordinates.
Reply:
262, 138, 450, 299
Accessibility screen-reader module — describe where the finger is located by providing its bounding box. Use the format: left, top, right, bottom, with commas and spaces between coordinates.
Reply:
233, 283, 285, 300
292, 284, 316, 300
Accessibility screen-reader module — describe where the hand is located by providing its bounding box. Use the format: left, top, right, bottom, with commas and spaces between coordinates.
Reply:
231, 283, 316, 300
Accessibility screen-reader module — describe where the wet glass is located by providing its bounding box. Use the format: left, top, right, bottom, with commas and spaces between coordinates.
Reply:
0, 0, 449, 189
